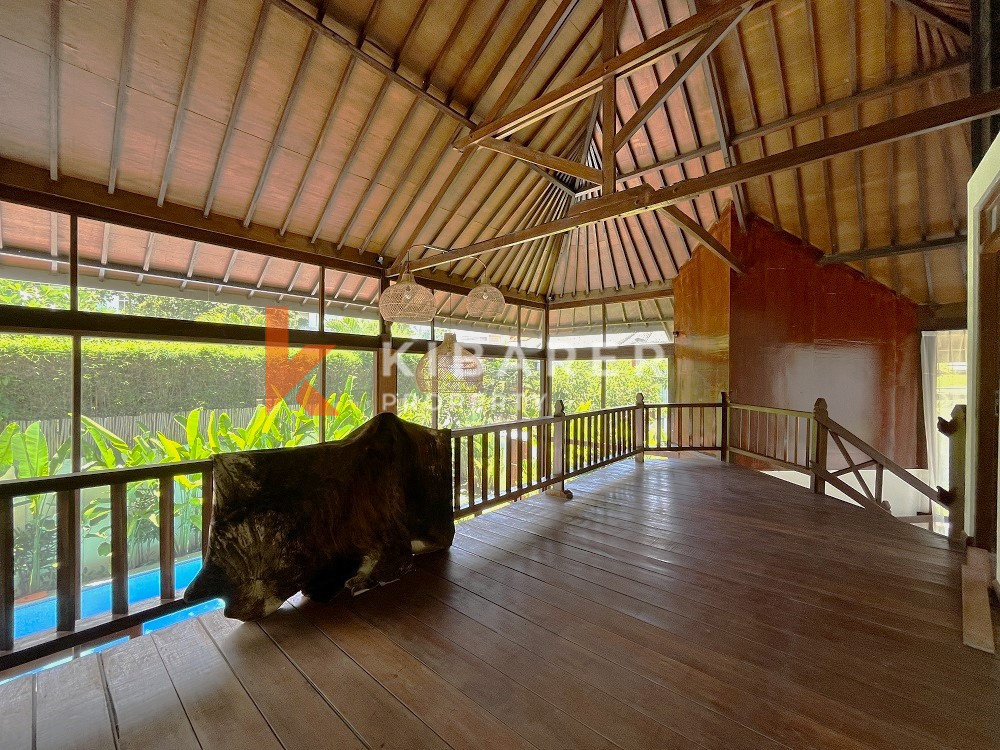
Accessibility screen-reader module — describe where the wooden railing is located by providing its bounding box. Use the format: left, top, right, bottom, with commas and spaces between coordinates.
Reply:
0, 460, 212, 671
0, 394, 951, 673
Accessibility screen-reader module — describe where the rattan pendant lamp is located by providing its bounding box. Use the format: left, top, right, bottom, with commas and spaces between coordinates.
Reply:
415, 333, 484, 393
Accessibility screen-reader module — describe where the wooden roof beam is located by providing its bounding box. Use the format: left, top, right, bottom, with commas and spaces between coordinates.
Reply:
659, 206, 743, 273
548, 282, 674, 309
455, 0, 762, 148
203, 3, 270, 217
107, 0, 137, 194
817, 234, 967, 264
478, 139, 602, 184
268, 0, 476, 129
890, 0, 970, 41
48, 0, 60, 181
398, 87, 1000, 274
577, 54, 969, 196
157, 0, 210, 207
614, 8, 750, 151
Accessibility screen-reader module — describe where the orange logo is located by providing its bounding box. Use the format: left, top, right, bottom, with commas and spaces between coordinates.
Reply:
264, 307, 329, 416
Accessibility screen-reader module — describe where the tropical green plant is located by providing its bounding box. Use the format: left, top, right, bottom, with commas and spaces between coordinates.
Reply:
1, 422, 71, 596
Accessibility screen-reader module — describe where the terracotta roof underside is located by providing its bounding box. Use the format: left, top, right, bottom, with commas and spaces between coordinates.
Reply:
0, 0, 974, 330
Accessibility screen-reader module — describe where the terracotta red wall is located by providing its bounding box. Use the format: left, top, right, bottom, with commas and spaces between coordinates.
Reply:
674, 206, 925, 468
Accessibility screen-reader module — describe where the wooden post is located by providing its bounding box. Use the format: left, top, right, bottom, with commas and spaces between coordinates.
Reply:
546, 400, 573, 499
810, 397, 829, 494
720, 391, 729, 462
938, 404, 967, 542
159, 477, 175, 600
0, 493, 13, 651
56, 489, 79, 632
633, 392, 645, 463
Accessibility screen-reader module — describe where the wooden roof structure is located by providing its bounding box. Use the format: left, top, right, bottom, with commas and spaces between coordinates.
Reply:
0, 0, 989, 326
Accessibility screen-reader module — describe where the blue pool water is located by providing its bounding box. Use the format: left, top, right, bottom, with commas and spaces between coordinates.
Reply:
14, 556, 222, 639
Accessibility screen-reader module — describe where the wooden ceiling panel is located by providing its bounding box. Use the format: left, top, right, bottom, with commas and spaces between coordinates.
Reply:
58, 64, 116, 184
252, 148, 311, 230
0, 37, 49, 169
114, 88, 175, 198
206, 128, 272, 219
185, 0, 265, 125
161, 110, 225, 210
127, 0, 199, 105
59, 0, 125, 83
232, 8, 311, 142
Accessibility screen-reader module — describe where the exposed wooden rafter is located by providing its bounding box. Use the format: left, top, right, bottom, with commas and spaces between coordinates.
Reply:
455, 0, 762, 148
107, 0, 137, 194
478, 138, 602, 185
890, 0, 971, 40
48, 0, 60, 181
397, 88, 1000, 274
817, 234, 967, 264
614, 8, 750, 151
157, 0, 210, 207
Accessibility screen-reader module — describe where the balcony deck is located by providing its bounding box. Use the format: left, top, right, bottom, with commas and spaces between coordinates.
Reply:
1, 457, 997, 750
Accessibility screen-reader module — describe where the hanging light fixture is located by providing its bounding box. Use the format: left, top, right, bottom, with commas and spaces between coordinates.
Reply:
424, 246, 505, 320
378, 258, 435, 324
416, 333, 484, 393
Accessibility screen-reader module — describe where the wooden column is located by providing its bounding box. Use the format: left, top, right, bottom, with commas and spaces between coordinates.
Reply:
633, 392, 645, 463
601, 0, 619, 196
720, 391, 730, 462
969, 0, 1000, 553
811, 398, 829, 494
376, 276, 397, 414
546, 400, 573, 499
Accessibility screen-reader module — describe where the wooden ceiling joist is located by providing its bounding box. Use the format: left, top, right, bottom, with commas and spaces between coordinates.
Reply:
48, 0, 60, 181
455, 0, 761, 148
890, 0, 971, 41
613, 7, 750, 152
478, 138, 603, 184
548, 282, 674, 308
107, 0, 138, 195
157, 0, 211, 208
818, 234, 968, 264
399, 87, 1000, 274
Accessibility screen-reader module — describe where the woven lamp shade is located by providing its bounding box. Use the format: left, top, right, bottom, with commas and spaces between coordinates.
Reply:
416, 333, 484, 393
379, 272, 435, 323
465, 281, 506, 319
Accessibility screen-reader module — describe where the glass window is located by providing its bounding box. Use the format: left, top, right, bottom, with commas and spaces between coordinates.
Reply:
605, 358, 670, 407
76, 219, 321, 330
324, 350, 375, 440
551, 359, 603, 413
0, 202, 71, 309
0, 333, 73, 638
396, 352, 432, 426
323, 269, 380, 335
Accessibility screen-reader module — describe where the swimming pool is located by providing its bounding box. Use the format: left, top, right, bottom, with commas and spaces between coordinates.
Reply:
13, 556, 222, 639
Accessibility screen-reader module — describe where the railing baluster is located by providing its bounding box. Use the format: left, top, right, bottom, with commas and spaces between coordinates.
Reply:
159, 477, 175, 600
481, 433, 488, 506
453, 439, 461, 513
201, 470, 213, 559
467, 435, 475, 508
1, 493, 14, 651
57, 489, 79, 630
505, 429, 512, 494
110, 482, 129, 616
493, 430, 500, 500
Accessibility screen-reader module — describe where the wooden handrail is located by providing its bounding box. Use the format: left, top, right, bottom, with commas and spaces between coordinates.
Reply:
814, 411, 943, 504
0, 459, 213, 498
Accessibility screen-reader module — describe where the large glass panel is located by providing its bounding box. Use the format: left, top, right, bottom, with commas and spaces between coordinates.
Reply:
1, 333, 73, 638
323, 269, 380, 335
0, 202, 71, 309
438, 357, 521, 428
434, 293, 521, 349
925, 330, 967, 488
519, 307, 544, 349
76, 219, 320, 330
551, 359, 603, 413
522, 359, 541, 418
397, 352, 432, 426
324, 350, 375, 439
605, 357, 670, 407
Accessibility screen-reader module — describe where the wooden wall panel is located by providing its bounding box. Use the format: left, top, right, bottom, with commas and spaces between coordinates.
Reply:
728, 214, 925, 469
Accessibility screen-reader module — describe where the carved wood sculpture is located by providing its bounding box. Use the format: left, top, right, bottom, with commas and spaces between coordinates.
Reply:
184, 413, 454, 620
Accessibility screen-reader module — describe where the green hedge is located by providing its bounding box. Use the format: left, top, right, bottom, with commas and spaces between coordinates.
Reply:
0, 335, 374, 421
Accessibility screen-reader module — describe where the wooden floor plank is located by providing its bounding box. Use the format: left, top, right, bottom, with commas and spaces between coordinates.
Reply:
101, 635, 201, 750
417, 553, 950, 750
294, 598, 540, 750
258, 603, 454, 750
348, 586, 641, 750
151, 617, 284, 750
9, 459, 997, 750
199, 611, 369, 750
35, 654, 116, 750
0, 674, 33, 750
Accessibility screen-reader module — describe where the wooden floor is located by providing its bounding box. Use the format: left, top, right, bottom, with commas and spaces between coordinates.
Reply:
2, 457, 998, 750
